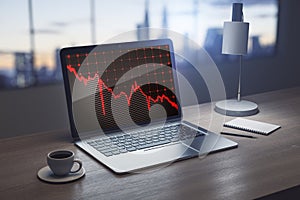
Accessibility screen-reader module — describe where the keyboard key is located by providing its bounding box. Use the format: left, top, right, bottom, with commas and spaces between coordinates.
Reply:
117, 135, 124, 139
138, 140, 171, 150
100, 149, 112, 154
126, 147, 136, 152
132, 142, 139, 147
120, 149, 128, 153
124, 142, 131, 146
112, 150, 120, 155
103, 152, 113, 157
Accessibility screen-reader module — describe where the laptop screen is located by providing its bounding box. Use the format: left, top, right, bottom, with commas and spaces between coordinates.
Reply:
61, 39, 181, 135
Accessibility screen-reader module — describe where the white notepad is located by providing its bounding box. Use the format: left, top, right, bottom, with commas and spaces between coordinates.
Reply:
224, 118, 281, 135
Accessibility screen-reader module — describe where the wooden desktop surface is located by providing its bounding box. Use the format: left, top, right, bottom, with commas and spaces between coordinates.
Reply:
0, 87, 299, 200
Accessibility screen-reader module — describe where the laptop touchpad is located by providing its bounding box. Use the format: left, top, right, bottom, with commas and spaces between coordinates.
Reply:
181, 136, 206, 155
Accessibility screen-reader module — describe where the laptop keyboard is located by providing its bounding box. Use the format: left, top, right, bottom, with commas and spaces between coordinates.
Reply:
87, 124, 204, 157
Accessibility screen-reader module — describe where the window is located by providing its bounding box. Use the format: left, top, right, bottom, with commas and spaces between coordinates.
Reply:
0, 0, 278, 89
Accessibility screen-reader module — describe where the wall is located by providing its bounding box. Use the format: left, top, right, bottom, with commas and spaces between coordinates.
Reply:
0, 84, 69, 138
0, 0, 299, 138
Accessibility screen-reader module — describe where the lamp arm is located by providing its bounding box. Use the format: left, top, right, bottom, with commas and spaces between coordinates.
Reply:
237, 55, 242, 101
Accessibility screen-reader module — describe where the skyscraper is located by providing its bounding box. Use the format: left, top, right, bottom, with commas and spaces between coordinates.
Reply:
160, 5, 168, 38
14, 52, 34, 87
137, 0, 150, 41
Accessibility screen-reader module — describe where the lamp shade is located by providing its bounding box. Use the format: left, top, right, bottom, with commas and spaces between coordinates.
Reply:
222, 21, 249, 55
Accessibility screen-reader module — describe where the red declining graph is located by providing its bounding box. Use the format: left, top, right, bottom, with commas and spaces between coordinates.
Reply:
67, 65, 178, 115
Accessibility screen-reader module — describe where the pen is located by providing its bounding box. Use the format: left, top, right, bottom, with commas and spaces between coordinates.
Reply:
220, 132, 257, 139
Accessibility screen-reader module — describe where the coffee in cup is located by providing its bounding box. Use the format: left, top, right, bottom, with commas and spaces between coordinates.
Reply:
47, 150, 82, 176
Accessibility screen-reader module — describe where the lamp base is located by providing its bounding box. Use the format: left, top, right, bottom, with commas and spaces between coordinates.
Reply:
215, 99, 259, 116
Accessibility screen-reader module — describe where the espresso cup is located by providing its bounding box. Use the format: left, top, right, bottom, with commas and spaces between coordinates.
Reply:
47, 150, 82, 177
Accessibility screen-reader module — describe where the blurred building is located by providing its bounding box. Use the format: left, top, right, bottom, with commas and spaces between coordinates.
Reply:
137, 0, 150, 40
14, 52, 35, 88
203, 28, 223, 61
249, 35, 274, 57
53, 48, 63, 81
160, 5, 168, 38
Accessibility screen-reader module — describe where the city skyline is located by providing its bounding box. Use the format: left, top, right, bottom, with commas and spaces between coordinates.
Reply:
0, 0, 278, 72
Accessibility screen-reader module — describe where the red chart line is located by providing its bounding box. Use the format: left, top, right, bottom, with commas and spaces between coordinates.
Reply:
67, 65, 178, 115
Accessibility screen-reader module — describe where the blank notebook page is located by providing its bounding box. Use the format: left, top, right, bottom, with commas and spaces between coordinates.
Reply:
224, 118, 281, 135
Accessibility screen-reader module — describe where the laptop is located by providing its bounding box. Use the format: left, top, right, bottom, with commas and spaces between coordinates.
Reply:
60, 39, 237, 173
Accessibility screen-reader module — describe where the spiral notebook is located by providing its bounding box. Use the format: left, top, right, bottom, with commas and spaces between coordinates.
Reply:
224, 118, 281, 135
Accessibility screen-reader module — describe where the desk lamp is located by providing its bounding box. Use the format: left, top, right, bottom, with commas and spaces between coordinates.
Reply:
215, 3, 258, 116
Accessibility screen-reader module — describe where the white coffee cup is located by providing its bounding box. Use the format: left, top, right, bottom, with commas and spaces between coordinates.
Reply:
47, 150, 82, 176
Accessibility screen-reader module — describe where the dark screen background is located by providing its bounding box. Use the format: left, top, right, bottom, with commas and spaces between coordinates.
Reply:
65, 44, 179, 133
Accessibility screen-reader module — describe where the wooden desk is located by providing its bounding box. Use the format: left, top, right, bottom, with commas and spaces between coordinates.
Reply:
1, 87, 299, 199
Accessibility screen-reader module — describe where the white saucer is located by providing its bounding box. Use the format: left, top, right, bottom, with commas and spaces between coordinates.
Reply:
37, 166, 85, 183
